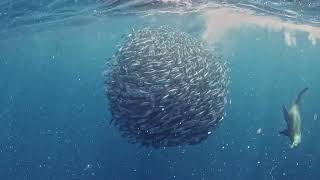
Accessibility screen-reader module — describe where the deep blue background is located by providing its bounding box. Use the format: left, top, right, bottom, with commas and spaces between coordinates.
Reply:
0, 12, 320, 180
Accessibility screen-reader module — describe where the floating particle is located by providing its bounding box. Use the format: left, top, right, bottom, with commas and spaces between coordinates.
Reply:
256, 128, 262, 134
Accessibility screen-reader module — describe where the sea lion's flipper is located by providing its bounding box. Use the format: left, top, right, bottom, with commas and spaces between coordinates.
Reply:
282, 105, 289, 123
295, 87, 309, 104
290, 144, 295, 149
279, 129, 290, 136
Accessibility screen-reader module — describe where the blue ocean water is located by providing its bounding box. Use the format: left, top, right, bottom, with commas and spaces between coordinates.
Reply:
0, 0, 320, 179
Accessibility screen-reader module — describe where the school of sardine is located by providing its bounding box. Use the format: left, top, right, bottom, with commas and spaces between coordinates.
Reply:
104, 26, 230, 148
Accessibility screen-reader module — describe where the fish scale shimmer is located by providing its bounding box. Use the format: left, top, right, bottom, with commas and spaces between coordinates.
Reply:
105, 26, 229, 148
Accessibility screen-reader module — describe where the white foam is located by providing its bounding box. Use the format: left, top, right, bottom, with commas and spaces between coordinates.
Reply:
284, 31, 297, 46
158, 0, 192, 6
202, 7, 320, 46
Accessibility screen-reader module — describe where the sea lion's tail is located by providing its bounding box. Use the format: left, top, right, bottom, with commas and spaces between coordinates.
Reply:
295, 87, 309, 104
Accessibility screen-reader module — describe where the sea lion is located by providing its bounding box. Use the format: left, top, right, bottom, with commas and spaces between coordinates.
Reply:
280, 87, 308, 148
